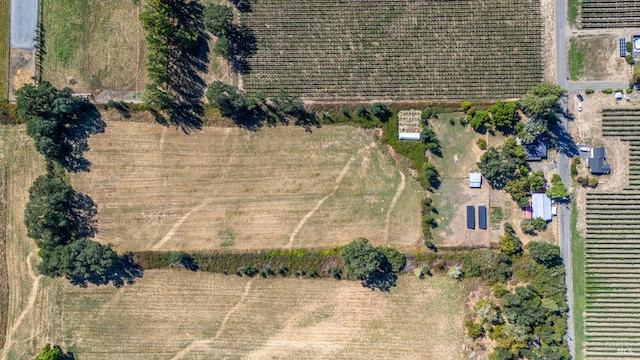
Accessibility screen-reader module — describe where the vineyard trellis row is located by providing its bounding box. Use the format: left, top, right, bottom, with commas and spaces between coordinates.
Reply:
580, 0, 640, 28
240, 0, 543, 101
583, 108, 640, 358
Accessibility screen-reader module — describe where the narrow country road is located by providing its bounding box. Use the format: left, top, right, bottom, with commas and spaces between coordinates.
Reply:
554, 0, 577, 358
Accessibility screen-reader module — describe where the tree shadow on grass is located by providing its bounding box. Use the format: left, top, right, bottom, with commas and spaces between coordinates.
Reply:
69, 190, 98, 239
163, 0, 210, 132
64, 101, 106, 172
362, 271, 398, 292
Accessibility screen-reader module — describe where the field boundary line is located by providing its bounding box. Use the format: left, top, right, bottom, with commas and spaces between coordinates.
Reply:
1, 252, 41, 360
151, 128, 234, 250
286, 142, 375, 249
170, 278, 255, 360
384, 149, 406, 243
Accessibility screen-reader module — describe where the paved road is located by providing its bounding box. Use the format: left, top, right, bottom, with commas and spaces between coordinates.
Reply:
554, 0, 577, 357
9, 0, 38, 50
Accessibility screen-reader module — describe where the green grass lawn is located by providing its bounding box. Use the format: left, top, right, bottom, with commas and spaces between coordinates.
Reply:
0, 0, 9, 99
569, 38, 586, 81
571, 201, 585, 360
568, 0, 580, 27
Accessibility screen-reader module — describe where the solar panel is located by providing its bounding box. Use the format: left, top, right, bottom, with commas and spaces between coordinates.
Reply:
620, 38, 627, 57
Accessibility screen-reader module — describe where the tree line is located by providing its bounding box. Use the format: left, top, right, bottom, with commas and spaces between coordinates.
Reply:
16, 82, 140, 285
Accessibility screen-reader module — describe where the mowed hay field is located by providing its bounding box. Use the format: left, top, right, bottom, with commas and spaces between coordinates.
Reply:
71, 119, 423, 251
41, 0, 145, 93
4, 270, 466, 360
241, 0, 543, 101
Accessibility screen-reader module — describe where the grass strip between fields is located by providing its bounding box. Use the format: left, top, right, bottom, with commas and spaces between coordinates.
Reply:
568, 0, 580, 27
570, 201, 585, 360
568, 38, 586, 81
0, 0, 8, 99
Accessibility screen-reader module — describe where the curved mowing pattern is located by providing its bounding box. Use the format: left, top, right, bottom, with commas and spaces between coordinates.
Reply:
241, 0, 543, 101
581, 0, 640, 29
585, 192, 640, 358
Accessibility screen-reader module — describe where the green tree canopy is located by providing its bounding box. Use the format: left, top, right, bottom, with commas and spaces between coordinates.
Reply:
546, 174, 569, 200
203, 4, 233, 36
16, 81, 83, 164
518, 83, 566, 117
369, 102, 391, 122
528, 241, 562, 268
39, 239, 118, 280
24, 169, 75, 251
33, 343, 73, 360
477, 138, 528, 189
206, 81, 248, 118
339, 237, 385, 281
469, 110, 490, 130
489, 100, 518, 129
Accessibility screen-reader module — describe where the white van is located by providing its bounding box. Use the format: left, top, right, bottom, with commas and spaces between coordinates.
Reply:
579, 146, 590, 152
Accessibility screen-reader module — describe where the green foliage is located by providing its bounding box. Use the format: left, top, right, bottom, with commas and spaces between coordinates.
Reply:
570, 157, 579, 177
460, 100, 472, 112
476, 137, 487, 150
448, 266, 463, 280
518, 83, 566, 117
16, 82, 84, 165
203, 4, 233, 36
492, 283, 509, 298
339, 238, 384, 281
528, 241, 562, 268
501, 286, 546, 330
478, 138, 528, 189
213, 36, 231, 57
531, 217, 547, 231
498, 230, 523, 256
520, 219, 535, 235
355, 105, 369, 119
462, 249, 512, 284
469, 110, 490, 130
528, 171, 546, 192
423, 162, 440, 190
488, 100, 518, 129
206, 81, 248, 119
377, 246, 406, 273
424, 239, 437, 251
420, 127, 441, 156
602, 88, 614, 94
465, 320, 485, 339
519, 115, 547, 144
382, 115, 433, 188
489, 348, 517, 360
24, 169, 75, 251
585, 88, 594, 95
33, 343, 73, 360
504, 177, 528, 204
369, 102, 391, 122
626, 54, 635, 65
39, 239, 118, 280
627, 41, 634, 53
546, 174, 569, 200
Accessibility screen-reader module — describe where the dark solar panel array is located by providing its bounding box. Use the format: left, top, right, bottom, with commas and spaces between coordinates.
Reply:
620, 38, 627, 57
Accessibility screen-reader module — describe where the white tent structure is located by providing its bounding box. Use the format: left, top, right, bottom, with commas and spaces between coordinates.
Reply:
398, 132, 421, 141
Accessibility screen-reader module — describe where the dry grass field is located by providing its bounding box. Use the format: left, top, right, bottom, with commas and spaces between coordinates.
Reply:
3, 270, 466, 360
41, 0, 145, 94
70, 119, 423, 252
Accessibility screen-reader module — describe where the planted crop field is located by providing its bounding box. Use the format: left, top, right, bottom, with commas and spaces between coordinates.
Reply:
71, 119, 423, 252
602, 108, 640, 188
580, 0, 640, 28
584, 192, 640, 358
241, 0, 543, 101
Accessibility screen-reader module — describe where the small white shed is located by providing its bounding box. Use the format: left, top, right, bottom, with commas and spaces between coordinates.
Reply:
469, 173, 482, 188
398, 132, 421, 141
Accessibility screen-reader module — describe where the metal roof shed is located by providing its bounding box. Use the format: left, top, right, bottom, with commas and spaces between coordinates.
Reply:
469, 173, 482, 188
466, 206, 475, 229
532, 193, 552, 221
478, 206, 487, 229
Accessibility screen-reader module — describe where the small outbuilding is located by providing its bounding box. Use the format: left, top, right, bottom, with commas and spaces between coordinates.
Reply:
469, 173, 482, 188
397, 110, 422, 141
532, 193, 552, 221
466, 206, 475, 229
524, 140, 547, 161
478, 206, 487, 230
588, 147, 611, 175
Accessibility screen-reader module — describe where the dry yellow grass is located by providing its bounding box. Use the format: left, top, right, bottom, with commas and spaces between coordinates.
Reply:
71, 121, 423, 252
5, 271, 466, 360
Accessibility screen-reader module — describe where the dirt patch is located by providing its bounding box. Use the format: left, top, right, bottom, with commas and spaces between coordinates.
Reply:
569, 34, 628, 82
8, 49, 35, 100
540, 0, 556, 83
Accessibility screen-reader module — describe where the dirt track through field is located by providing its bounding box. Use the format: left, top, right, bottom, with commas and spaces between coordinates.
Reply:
151, 129, 233, 251
385, 155, 406, 243
1, 252, 40, 359
286, 142, 375, 249
170, 278, 255, 360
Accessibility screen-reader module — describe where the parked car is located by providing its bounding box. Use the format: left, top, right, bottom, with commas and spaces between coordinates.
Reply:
577, 93, 584, 101
579, 146, 590, 152
578, 102, 583, 112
